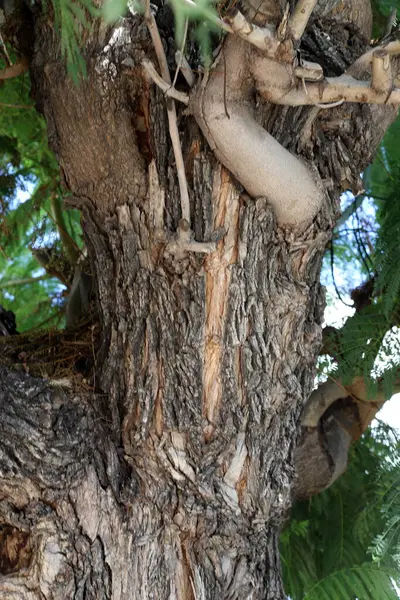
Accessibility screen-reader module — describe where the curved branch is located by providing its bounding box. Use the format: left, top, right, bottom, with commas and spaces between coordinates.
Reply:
302, 379, 349, 427
190, 1, 400, 227
0, 57, 28, 79
301, 376, 390, 429
294, 414, 353, 498
294, 374, 397, 497
142, 59, 189, 105
335, 194, 365, 228
191, 38, 325, 226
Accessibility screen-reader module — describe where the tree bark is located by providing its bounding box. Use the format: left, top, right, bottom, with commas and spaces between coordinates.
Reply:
0, 1, 397, 598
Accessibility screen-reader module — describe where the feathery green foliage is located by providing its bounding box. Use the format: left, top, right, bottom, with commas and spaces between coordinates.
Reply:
369, 450, 400, 569
374, 175, 400, 318
0, 179, 82, 330
0, 68, 82, 330
43, 0, 100, 80
281, 424, 400, 599
336, 304, 390, 381
322, 113, 400, 396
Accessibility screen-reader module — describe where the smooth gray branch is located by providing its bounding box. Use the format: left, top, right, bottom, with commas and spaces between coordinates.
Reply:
142, 59, 189, 105
288, 0, 319, 41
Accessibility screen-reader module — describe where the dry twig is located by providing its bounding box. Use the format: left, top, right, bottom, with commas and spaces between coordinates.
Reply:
142, 59, 189, 105
144, 0, 191, 224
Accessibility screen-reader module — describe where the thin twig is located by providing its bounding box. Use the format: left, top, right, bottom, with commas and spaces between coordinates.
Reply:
144, 1, 170, 83
301, 77, 345, 108
288, 0, 318, 41
283, 72, 400, 106
355, 211, 373, 271
175, 51, 196, 88
142, 59, 189, 104
171, 18, 189, 89
335, 194, 365, 228
166, 220, 216, 254
144, 4, 191, 224
0, 275, 49, 289
330, 241, 353, 307
0, 31, 12, 66
0, 102, 34, 109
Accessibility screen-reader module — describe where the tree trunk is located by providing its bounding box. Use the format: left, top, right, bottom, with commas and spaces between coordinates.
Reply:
0, 2, 397, 598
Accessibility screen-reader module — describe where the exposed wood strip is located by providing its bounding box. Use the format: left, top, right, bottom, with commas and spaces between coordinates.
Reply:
202, 168, 240, 436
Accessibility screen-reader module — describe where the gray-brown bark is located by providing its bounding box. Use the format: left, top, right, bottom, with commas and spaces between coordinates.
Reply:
0, 0, 398, 597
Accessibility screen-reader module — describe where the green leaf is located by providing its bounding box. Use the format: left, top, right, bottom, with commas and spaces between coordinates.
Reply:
102, 0, 128, 22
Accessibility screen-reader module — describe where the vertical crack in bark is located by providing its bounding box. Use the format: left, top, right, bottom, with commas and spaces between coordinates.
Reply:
203, 168, 241, 437
154, 355, 165, 437
175, 537, 196, 600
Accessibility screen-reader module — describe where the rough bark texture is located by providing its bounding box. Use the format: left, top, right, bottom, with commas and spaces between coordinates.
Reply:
0, 0, 398, 597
